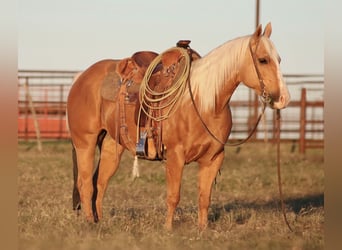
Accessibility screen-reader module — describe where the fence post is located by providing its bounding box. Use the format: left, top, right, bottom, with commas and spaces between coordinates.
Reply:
299, 88, 307, 154
59, 84, 64, 139
24, 77, 29, 141
24, 79, 43, 151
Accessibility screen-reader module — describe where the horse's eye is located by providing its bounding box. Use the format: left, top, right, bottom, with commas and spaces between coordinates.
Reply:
258, 58, 268, 64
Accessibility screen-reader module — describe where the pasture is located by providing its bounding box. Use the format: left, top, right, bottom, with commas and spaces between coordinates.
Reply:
18, 140, 324, 250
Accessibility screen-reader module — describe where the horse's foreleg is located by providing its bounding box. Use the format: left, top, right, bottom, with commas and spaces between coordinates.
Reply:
165, 149, 185, 231
96, 135, 124, 220
198, 152, 225, 230
75, 145, 97, 222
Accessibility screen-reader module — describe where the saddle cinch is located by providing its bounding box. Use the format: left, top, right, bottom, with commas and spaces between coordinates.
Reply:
101, 40, 201, 160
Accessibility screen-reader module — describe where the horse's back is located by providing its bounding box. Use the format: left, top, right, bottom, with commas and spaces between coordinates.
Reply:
69, 59, 119, 97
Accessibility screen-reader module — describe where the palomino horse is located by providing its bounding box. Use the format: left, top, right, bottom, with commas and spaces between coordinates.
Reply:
67, 23, 290, 230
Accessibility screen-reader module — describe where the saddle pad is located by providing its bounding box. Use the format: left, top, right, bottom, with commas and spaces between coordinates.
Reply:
101, 70, 121, 101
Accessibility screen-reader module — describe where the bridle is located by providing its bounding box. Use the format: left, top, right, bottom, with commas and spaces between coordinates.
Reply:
188, 37, 271, 146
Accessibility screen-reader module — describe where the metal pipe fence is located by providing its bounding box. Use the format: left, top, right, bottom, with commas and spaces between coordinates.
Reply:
17, 70, 324, 153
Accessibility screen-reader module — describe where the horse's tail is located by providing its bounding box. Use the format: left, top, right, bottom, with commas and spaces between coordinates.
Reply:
72, 143, 81, 211
91, 130, 107, 222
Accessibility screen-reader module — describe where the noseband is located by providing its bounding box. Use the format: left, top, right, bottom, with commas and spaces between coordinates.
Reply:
248, 38, 273, 106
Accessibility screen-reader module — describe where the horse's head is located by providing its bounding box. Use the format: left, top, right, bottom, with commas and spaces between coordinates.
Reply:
240, 22, 290, 109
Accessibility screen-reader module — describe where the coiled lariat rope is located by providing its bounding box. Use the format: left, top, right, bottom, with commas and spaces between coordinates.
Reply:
136, 47, 191, 141
139, 47, 191, 121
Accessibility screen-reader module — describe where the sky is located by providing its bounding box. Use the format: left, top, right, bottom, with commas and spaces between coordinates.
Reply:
18, 0, 324, 74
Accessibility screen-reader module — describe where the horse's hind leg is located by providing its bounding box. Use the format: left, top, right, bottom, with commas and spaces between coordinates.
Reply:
73, 136, 98, 222
95, 134, 124, 220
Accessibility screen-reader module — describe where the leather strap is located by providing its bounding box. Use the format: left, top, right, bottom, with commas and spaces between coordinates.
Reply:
118, 83, 136, 153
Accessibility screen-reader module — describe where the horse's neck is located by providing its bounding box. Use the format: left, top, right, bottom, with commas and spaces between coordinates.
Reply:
189, 36, 249, 113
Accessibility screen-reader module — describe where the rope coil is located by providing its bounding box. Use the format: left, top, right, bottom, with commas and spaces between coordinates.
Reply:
138, 47, 191, 122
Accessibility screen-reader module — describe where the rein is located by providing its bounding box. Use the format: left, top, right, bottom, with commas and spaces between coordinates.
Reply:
188, 37, 293, 232
225, 104, 266, 146
276, 110, 294, 232
188, 37, 270, 147
250, 39, 293, 232
187, 76, 267, 146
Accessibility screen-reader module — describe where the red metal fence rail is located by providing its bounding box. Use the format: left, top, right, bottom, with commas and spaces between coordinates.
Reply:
18, 70, 76, 140
298, 88, 324, 153
17, 70, 324, 153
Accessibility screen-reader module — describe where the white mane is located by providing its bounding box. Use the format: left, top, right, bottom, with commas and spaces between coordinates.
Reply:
189, 36, 250, 112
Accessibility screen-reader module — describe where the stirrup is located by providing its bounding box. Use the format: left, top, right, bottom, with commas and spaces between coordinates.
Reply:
136, 131, 157, 160
136, 131, 147, 158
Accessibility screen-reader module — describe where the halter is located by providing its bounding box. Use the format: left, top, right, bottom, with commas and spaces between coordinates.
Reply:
248, 38, 273, 106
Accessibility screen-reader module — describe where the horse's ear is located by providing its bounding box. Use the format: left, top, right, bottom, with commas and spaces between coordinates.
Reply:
253, 24, 263, 39
250, 24, 262, 47
263, 22, 272, 38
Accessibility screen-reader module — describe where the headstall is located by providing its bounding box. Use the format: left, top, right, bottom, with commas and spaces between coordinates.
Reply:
248, 38, 273, 106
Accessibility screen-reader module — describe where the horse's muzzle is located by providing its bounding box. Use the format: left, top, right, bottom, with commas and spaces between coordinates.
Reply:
272, 92, 290, 109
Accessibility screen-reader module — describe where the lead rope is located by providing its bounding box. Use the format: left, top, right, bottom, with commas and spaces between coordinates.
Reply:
225, 103, 266, 146
276, 109, 293, 232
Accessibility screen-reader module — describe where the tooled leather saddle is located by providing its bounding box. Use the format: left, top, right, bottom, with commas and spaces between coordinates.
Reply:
101, 40, 201, 160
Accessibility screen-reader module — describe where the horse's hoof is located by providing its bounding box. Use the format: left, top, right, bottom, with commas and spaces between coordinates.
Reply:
164, 223, 173, 232
198, 223, 208, 232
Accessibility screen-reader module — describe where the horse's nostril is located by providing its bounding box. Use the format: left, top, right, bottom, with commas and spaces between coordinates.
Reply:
277, 94, 290, 109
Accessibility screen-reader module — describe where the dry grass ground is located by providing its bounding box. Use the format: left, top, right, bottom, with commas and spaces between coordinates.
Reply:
18, 140, 324, 250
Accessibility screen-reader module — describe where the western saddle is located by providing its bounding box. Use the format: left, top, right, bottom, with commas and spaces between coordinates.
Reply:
101, 40, 200, 160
